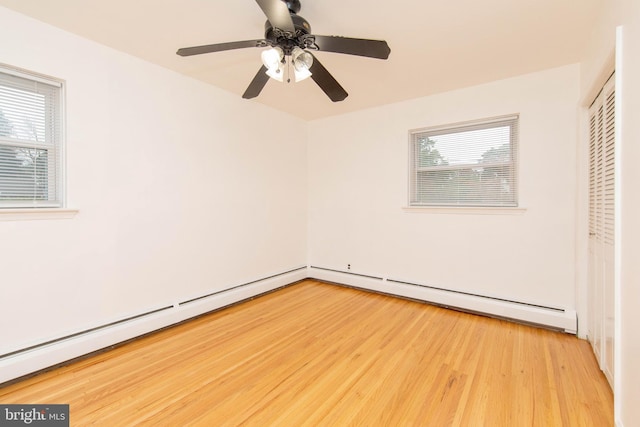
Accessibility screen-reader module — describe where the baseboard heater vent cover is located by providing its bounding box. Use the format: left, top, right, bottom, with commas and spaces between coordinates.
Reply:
308, 267, 577, 333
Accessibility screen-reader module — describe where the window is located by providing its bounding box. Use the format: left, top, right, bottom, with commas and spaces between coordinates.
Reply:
409, 115, 518, 207
0, 65, 63, 208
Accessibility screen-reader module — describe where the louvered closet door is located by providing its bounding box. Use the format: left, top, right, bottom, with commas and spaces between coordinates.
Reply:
588, 100, 602, 365
588, 73, 615, 387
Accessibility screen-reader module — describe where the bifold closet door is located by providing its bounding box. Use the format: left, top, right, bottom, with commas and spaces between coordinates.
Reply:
587, 72, 615, 388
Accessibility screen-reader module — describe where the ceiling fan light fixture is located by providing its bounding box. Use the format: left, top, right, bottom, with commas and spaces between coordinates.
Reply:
292, 47, 313, 71
261, 46, 284, 71
178, 0, 390, 102
292, 47, 313, 82
266, 66, 284, 82
294, 67, 312, 82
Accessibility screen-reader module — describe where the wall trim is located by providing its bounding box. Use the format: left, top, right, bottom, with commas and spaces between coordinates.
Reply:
402, 206, 527, 215
0, 208, 78, 221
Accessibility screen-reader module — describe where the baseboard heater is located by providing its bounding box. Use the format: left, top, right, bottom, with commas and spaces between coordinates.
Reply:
0, 266, 307, 385
308, 266, 577, 334
0, 305, 174, 362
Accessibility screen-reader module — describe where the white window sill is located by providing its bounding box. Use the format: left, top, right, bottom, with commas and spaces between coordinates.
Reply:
0, 208, 79, 221
402, 206, 527, 215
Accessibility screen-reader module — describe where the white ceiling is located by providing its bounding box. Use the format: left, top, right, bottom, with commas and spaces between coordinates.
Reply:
0, 0, 602, 120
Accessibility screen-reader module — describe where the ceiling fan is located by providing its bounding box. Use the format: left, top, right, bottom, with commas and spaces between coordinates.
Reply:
176, 0, 391, 102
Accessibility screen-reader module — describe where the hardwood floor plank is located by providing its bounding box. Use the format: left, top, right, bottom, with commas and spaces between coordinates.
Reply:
0, 280, 613, 426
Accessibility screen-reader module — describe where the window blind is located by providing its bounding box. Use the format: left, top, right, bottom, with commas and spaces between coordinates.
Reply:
409, 115, 518, 207
0, 66, 62, 208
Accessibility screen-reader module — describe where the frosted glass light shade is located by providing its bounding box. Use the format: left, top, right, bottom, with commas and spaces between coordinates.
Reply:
292, 47, 313, 71
261, 47, 284, 71
291, 47, 313, 82
266, 67, 284, 82
294, 67, 312, 82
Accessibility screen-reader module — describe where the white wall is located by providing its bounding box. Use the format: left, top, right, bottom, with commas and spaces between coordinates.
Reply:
308, 64, 580, 316
0, 6, 307, 362
578, 0, 640, 425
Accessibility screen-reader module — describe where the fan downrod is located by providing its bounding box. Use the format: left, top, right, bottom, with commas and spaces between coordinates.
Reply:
283, 0, 301, 14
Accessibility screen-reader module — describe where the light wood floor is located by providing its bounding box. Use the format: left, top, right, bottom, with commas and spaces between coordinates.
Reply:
0, 280, 613, 426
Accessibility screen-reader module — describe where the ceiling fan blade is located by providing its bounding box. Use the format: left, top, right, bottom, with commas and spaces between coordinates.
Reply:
255, 0, 295, 32
313, 36, 391, 60
242, 65, 270, 99
309, 54, 348, 102
177, 40, 266, 56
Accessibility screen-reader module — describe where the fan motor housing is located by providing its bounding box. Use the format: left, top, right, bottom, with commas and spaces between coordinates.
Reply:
264, 14, 311, 54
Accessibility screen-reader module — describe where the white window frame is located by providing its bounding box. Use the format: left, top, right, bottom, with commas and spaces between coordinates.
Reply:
0, 64, 64, 209
408, 115, 519, 209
